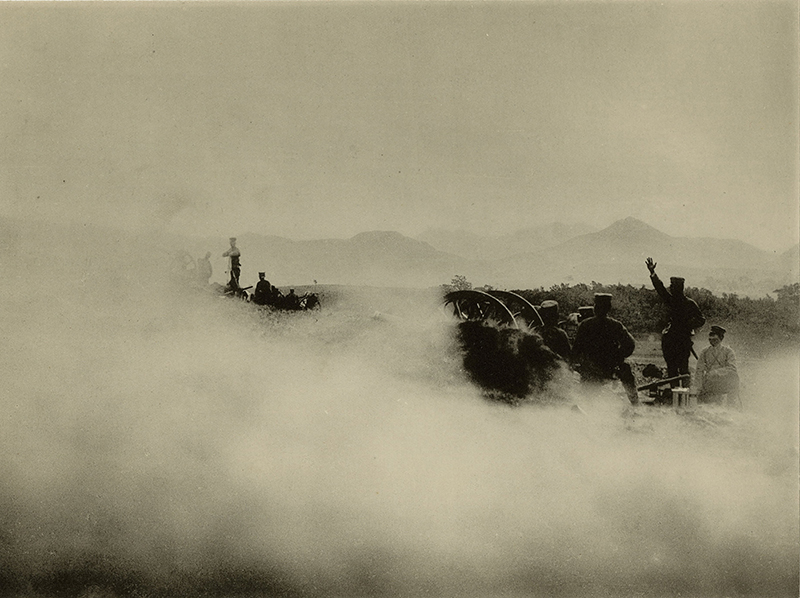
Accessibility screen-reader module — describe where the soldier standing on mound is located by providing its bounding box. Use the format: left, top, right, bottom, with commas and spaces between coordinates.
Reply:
222, 237, 241, 290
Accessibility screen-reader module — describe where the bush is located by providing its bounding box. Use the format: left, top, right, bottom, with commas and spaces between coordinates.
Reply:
508, 282, 799, 357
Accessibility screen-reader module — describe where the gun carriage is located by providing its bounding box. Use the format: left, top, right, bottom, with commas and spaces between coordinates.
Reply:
443, 289, 543, 329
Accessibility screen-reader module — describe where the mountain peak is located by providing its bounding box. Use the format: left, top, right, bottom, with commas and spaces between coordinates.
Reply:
607, 217, 663, 232
596, 217, 671, 241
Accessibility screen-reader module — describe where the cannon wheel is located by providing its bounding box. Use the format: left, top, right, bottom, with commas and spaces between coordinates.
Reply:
443, 290, 518, 327
487, 290, 544, 329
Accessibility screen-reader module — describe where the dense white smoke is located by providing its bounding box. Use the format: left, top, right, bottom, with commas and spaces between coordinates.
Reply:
0, 220, 797, 597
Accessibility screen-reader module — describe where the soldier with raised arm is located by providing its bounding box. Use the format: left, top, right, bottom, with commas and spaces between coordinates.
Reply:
645, 257, 705, 386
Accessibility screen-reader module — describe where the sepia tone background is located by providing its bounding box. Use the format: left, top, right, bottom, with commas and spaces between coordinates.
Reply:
1, 1, 798, 250
1, 2, 798, 598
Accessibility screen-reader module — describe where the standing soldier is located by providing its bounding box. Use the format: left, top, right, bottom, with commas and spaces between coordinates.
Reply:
222, 237, 241, 290
571, 293, 639, 404
645, 257, 705, 386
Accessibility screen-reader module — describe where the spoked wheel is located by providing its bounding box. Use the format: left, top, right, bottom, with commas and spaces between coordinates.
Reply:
443, 290, 518, 327
486, 290, 543, 329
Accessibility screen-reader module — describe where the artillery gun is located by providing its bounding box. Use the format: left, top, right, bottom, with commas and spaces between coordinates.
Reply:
443, 289, 543, 330
442, 289, 565, 404
215, 283, 320, 311
267, 289, 320, 311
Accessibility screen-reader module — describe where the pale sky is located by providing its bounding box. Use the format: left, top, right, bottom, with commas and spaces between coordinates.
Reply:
1, 1, 798, 252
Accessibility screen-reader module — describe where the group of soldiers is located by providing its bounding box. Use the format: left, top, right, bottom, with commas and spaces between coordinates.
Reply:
252, 272, 302, 310
212, 239, 740, 406
534, 257, 739, 405
221, 237, 308, 310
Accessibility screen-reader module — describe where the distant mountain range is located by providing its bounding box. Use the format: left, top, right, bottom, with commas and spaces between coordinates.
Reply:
415, 222, 598, 261
487, 217, 798, 295
175, 217, 796, 297
3, 215, 797, 297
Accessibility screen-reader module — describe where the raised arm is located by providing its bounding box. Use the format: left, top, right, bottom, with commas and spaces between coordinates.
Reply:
645, 257, 670, 302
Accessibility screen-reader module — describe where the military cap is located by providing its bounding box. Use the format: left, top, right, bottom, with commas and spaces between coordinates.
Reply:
578, 306, 594, 315
229, 237, 237, 242
670, 276, 685, 285
710, 325, 726, 336
258, 272, 265, 276
539, 300, 559, 311
593, 293, 612, 304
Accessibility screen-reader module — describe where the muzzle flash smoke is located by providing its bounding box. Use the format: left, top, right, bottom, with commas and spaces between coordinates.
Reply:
455, 321, 566, 403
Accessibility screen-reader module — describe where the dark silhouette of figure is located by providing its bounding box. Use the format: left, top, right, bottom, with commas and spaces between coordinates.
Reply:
571, 293, 639, 404
253, 272, 271, 306
223, 237, 241, 290
284, 288, 300, 310
646, 257, 705, 386
536, 300, 571, 361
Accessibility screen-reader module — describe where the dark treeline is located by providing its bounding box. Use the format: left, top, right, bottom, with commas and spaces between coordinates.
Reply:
514, 282, 800, 351
446, 277, 800, 355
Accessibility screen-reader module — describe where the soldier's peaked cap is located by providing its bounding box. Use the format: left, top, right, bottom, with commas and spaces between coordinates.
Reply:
670, 276, 685, 284
229, 237, 237, 242
258, 272, 265, 276
594, 293, 612, 304
540, 300, 559, 311
710, 325, 726, 335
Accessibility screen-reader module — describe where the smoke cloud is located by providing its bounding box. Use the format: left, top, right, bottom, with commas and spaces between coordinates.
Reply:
0, 220, 797, 597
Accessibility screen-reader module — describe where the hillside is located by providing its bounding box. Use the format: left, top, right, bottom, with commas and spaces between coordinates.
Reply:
3, 215, 795, 297
416, 222, 597, 261
483, 218, 796, 296
180, 230, 481, 289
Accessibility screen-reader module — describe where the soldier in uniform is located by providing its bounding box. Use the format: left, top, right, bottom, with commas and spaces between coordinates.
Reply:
222, 237, 241, 290
284, 289, 301, 310
694, 325, 740, 405
571, 293, 639, 404
536, 299, 571, 361
253, 272, 271, 306
645, 258, 705, 386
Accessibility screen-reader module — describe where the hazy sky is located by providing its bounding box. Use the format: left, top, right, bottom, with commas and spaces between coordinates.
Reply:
1, 1, 798, 251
